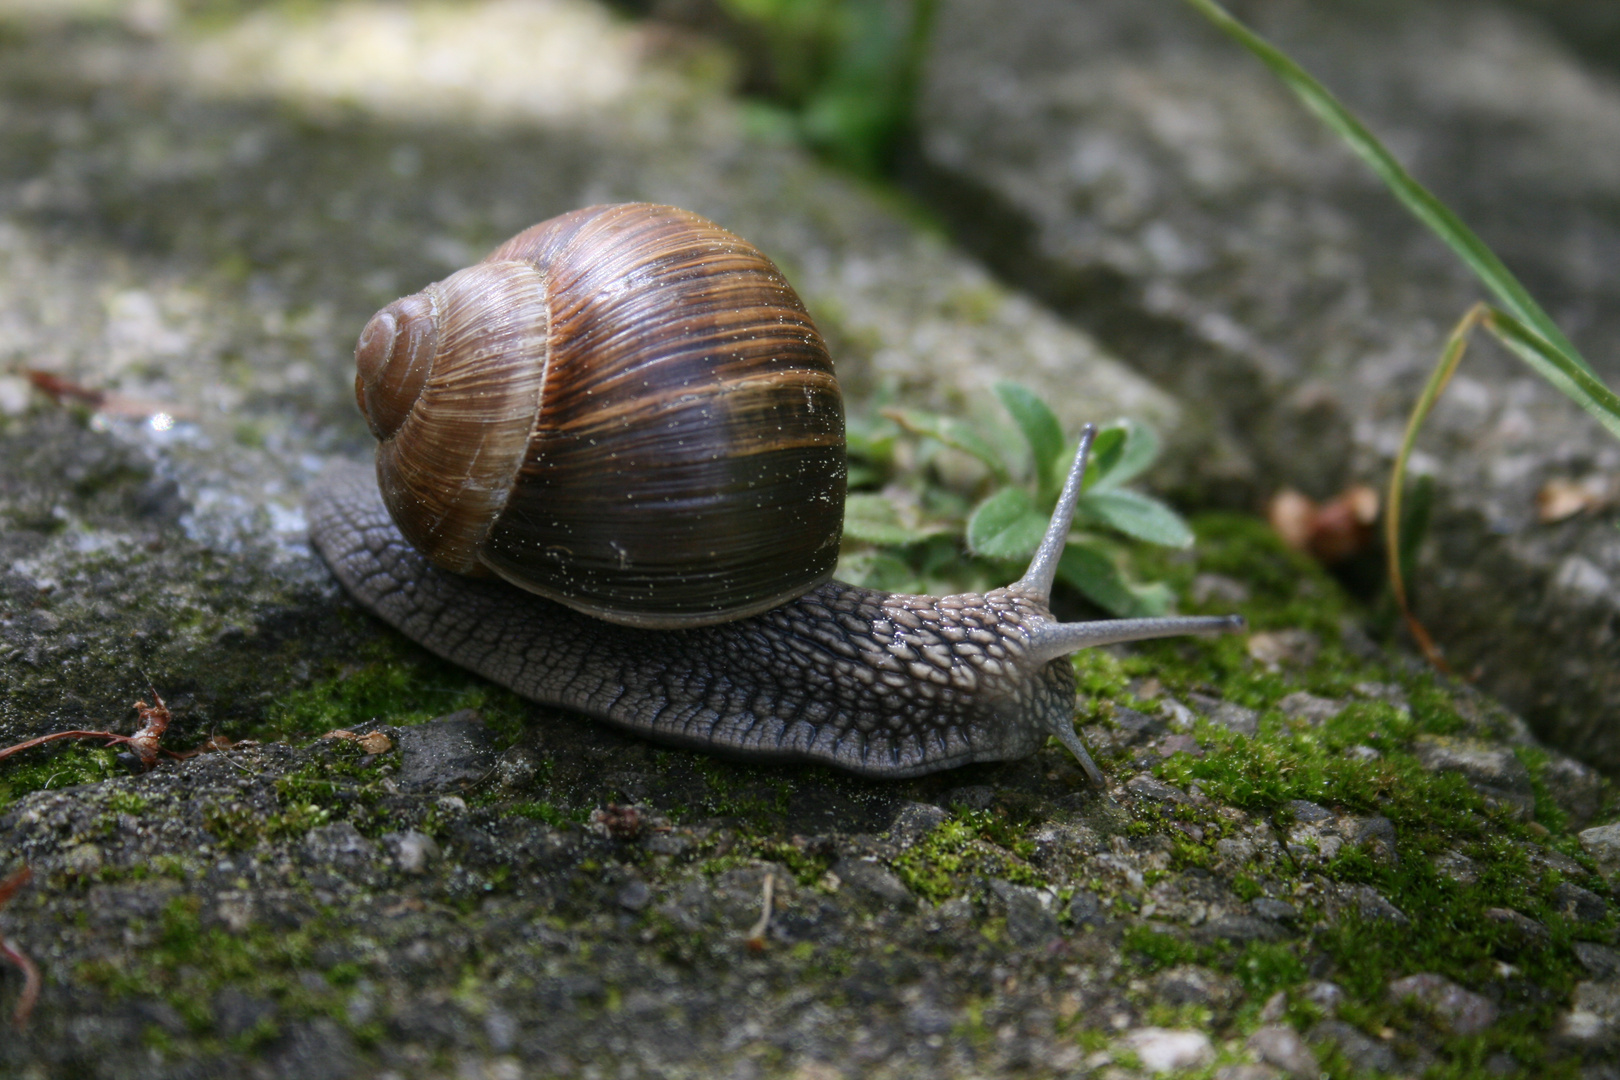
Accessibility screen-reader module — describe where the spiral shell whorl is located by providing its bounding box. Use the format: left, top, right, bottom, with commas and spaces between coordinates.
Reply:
361, 261, 551, 575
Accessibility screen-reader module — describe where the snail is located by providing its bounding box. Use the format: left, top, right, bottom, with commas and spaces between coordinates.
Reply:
307, 203, 1243, 784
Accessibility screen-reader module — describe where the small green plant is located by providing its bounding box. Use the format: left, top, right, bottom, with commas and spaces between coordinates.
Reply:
716, 0, 937, 175
841, 381, 1194, 616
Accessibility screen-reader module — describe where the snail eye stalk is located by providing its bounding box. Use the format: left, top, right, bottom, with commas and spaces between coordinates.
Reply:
1013, 423, 1245, 783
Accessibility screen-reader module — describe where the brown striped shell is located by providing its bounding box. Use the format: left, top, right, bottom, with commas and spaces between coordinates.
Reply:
353, 203, 845, 629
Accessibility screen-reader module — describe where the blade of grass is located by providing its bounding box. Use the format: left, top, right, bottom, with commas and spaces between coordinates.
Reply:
1483, 309, 1620, 442
1176, 0, 1591, 379
1385, 304, 1486, 673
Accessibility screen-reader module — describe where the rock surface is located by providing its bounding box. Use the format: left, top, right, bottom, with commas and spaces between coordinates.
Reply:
0, 2, 1616, 1079
909, 0, 1620, 768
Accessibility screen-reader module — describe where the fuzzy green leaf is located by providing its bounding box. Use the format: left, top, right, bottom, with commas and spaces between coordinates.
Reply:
1056, 545, 1172, 617
1088, 420, 1161, 491
883, 408, 1011, 483
966, 487, 1048, 560
1082, 426, 1127, 489
835, 549, 923, 593
995, 381, 1065, 492
1079, 490, 1195, 548
841, 493, 940, 546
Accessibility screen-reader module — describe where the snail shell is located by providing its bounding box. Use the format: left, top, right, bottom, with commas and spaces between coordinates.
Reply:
352, 203, 844, 629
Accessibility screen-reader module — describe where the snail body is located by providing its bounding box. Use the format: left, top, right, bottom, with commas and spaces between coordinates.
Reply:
309, 203, 1241, 781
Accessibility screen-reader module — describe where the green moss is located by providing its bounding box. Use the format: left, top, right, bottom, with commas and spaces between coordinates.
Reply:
509, 800, 588, 828
1232, 940, 1307, 998
1141, 1001, 1215, 1029
1122, 924, 1213, 970
739, 839, 836, 887
260, 637, 529, 744
79, 894, 358, 1044
104, 789, 150, 816
205, 799, 332, 851
0, 743, 121, 813
891, 814, 1046, 902
203, 733, 410, 849
1066, 507, 1618, 1074
666, 757, 796, 829
1515, 745, 1571, 836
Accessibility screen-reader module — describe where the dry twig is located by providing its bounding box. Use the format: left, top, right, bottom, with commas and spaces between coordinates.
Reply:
0, 690, 174, 771
745, 872, 776, 952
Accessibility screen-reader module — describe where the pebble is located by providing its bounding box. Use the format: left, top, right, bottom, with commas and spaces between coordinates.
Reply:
1353, 815, 1400, 865
1245, 629, 1320, 670
1188, 693, 1259, 737
990, 879, 1059, 946
395, 710, 498, 792
616, 880, 651, 912
1411, 737, 1535, 819
1284, 799, 1334, 824
830, 858, 914, 910
1308, 1020, 1397, 1074
212, 987, 278, 1039
1388, 973, 1498, 1036
1190, 573, 1249, 605
1069, 889, 1108, 929
1577, 822, 1620, 878
888, 801, 949, 845
493, 746, 542, 790
1250, 898, 1299, 924
1347, 885, 1408, 925
1537, 753, 1606, 828
1157, 733, 1202, 758
1573, 941, 1620, 981
1246, 1025, 1318, 1079
1484, 908, 1549, 951
1300, 981, 1345, 1016
0, 373, 30, 415
303, 821, 379, 869
1153, 966, 1237, 1010
1127, 774, 1190, 804
1549, 881, 1610, 926
61, 842, 105, 877
1560, 981, 1620, 1043
1432, 849, 1480, 885
1112, 707, 1166, 745
1276, 691, 1343, 726
387, 830, 441, 875
1120, 1027, 1213, 1073
1200, 915, 1284, 944
1215, 1066, 1282, 1080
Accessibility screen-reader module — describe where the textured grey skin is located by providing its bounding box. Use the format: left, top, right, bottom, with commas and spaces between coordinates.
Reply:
308, 463, 1077, 778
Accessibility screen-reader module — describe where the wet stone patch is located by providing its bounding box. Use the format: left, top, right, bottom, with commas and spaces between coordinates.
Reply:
0, 642, 1616, 1078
